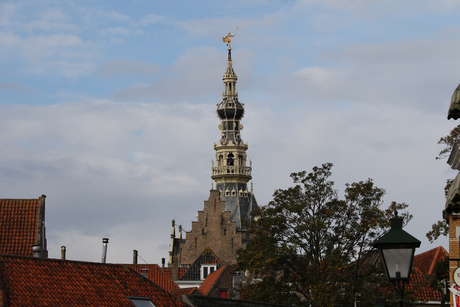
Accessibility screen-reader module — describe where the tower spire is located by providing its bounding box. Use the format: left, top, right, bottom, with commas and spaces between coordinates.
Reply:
210, 32, 257, 230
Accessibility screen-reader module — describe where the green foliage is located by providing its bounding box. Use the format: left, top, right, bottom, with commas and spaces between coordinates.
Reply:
426, 220, 449, 244
235, 163, 412, 307
426, 124, 459, 243
427, 258, 450, 306
436, 124, 460, 160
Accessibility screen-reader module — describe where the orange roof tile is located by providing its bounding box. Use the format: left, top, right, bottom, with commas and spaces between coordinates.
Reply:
407, 266, 443, 302
164, 267, 188, 280
0, 255, 185, 307
405, 246, 449, 303
0, 197, 45, 257
126, 264, 180, 292
199, 264, 227, 296
413, 246, 448, 276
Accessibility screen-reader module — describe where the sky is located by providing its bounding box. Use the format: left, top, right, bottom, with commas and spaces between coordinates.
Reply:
0, 0, 458, 264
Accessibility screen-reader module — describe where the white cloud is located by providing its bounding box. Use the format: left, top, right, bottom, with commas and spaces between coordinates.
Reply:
0, 82, 34, 92
99, 60, 160, 78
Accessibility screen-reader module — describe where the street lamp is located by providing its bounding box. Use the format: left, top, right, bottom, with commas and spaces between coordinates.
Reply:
373, 211, 421, 307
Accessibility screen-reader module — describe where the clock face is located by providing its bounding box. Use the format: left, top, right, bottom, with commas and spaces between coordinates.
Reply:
454, 267, 460, 286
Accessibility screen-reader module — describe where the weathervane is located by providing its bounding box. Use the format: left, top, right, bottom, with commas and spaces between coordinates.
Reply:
222, 27, 238, 50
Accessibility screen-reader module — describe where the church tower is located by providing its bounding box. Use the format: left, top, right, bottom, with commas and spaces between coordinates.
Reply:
211, 37, 258, 231
169, 34, 258, 267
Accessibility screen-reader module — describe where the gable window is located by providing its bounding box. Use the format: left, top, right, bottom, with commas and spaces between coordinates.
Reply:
219, 290, 228, 298
201, 264, 217, 280
128, 297, 156, 307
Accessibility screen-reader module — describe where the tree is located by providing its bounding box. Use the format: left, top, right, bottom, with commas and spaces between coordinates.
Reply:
426, 123, 460, 242
235, 163, 412, 306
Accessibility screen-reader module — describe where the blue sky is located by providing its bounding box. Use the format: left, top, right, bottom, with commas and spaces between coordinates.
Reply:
1, 0, 458, 263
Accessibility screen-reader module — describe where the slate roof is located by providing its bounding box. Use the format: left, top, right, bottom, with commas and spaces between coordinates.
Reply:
0, 196, 46, 257
126, 264, 180, 292
180, 248, 223, 281
182, 294, 294, 307
0, 255, 185, 307
199, 264, 228, 296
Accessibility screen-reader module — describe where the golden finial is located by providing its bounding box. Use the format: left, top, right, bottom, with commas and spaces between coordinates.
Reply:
222, 27, 238, 50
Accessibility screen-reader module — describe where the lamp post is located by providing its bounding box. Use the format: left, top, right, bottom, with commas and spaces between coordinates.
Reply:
373, 211, 421, 307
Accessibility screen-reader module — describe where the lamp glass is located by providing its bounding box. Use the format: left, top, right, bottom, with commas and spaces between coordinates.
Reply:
381, 248, 414, 280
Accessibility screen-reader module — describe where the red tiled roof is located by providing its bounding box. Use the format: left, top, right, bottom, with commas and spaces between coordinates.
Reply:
413, 246, 448, 276
199, 264, 227, 296
170, 287, 201, 299
0, 197, 44, 257
126, 264, 180, 292
406, 246, 449, 303
164, 267, 188, 280
0, 255, 185, 307
407, 266, 443, 302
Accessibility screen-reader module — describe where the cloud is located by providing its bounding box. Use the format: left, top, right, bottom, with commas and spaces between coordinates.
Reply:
99, 60, 160, 78
0, 99, 217, 262
111, 47, 228, 103
0, 82, 34, 92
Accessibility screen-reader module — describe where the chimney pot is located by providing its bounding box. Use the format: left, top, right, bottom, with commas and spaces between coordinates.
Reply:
61, 246, 66, 260
101, 238, 109, 263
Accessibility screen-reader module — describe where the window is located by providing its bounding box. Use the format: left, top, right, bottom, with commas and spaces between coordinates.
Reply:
224, 229, 227, 236
128, 297, 156, 307
202, 229, 205, 235
227, 153, 234, 166
219, 290, 228, 298
201, 264, 217, 280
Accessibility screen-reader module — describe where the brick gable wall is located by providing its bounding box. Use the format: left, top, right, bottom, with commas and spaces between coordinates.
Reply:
180, 190, 249, 265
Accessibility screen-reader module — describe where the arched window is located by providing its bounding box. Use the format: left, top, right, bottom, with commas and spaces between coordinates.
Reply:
227, 153, 234, 166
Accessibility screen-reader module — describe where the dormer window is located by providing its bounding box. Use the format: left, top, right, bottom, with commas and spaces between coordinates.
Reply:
201, 264, 217, 280
231, 189, 236, 197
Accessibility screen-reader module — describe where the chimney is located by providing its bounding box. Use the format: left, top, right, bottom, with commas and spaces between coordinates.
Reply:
32, 245, 42, 258
172, 255, 179, 281
162, 258, 165, 269
140, 268, 149, 278
101, 238, 109, 263
61, 246, 66, 260
133, 250, 138, 264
